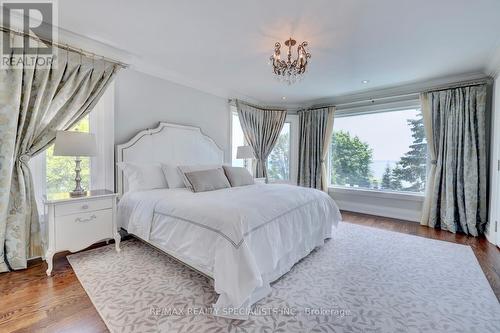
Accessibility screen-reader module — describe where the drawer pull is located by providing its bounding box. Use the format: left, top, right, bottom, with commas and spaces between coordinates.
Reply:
75, 215, 96, 223
82, 204, 89, 210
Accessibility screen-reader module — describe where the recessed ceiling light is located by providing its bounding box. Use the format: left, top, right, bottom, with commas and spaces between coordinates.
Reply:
362, 80, 370, 84
282, 96, 286, 100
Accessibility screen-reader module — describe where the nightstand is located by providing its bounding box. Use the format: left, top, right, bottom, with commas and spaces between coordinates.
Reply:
43, 189, 120, 276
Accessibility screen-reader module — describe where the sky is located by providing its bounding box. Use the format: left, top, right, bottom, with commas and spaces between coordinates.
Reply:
334, 109, 420, 162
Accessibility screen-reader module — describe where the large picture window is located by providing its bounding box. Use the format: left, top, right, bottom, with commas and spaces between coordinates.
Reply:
329, 108, 427, 193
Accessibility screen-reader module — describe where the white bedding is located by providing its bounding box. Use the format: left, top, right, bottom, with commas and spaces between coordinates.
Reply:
117, 183, 342, 319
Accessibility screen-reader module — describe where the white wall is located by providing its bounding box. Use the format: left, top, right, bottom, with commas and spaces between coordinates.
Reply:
487, 75, 500, 246
114, 70, 230, 162
329, 188, 424, 222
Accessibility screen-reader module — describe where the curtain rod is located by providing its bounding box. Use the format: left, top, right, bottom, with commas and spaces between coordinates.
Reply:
297, 95, 417, 112
298, 77, 493, 111
422, 78, 493, 94
227, 98, 286, 111
0, 26, 129, 68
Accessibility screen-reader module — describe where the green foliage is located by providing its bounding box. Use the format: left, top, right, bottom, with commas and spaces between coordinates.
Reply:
268, 131, 290, 180
46, 116, 90, 194
330, 130, 373, 187
391, 113, 427, 192
381, 165, 392, 189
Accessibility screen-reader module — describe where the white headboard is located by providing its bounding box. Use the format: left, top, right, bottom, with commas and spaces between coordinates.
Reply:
116, 122, 224, 195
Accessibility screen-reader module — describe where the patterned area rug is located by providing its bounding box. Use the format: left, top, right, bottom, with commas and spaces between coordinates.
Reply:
68, 223, 500, 333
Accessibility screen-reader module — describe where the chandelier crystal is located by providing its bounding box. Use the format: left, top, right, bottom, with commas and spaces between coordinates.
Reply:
270, 38, 311, 85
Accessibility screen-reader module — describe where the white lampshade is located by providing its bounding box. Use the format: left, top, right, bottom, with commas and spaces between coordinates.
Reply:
236, 145, 254, 159
53, 131, 97, 157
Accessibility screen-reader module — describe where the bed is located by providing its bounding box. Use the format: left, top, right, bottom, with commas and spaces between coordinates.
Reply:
116, 122, 342, 319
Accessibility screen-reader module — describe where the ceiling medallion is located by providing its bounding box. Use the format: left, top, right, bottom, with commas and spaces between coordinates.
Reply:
270, 37, 311, 85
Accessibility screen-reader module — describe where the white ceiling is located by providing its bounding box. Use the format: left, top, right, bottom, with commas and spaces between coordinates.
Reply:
58, 0, 500, 106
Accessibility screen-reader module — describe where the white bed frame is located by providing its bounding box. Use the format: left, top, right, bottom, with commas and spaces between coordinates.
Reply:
115, 122, 224, 197
115, 122, 224, 279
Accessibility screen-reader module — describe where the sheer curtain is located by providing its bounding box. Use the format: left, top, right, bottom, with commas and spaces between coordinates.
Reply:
420, 84, 489, 236
235, 100, 287, 181
297, 107, 335, 191
0, 32, 120, 272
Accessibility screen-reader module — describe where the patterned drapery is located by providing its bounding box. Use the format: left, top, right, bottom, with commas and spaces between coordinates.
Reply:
0, 32, 120, 272
297, 107, 335, 191
235, 101, 287, 181
420, 84, 489, 235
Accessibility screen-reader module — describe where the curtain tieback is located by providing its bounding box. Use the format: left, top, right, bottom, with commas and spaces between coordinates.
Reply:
430, 160, 437, 165
18, 154, 31, 165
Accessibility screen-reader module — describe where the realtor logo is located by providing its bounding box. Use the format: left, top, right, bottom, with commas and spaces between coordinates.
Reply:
1, 0, 58, 68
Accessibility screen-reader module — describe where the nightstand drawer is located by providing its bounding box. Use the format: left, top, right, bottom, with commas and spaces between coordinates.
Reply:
55, 198, 112, 216
56, 209, 113, 252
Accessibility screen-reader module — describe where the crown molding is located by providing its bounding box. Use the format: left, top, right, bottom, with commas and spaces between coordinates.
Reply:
299, 71, 490, 109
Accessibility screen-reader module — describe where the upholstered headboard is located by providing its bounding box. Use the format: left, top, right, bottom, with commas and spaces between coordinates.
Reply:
115, 122, 224, 195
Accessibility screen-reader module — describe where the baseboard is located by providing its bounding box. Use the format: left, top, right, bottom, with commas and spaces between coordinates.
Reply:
336, 199, 420, 222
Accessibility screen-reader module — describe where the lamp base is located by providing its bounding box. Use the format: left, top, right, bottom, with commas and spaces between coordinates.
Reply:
70, 157, 87, 197
70, 190, 87, 198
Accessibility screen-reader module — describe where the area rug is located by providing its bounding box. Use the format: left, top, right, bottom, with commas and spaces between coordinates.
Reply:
68, 223, 500, 333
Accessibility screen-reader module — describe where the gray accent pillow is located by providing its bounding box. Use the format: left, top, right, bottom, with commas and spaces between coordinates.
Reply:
223, 165, 255, 187
184, 168, 231, 192
178, 164, 221, 191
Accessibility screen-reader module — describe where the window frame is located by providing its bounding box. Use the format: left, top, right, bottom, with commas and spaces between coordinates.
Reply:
327, 98, 425, 199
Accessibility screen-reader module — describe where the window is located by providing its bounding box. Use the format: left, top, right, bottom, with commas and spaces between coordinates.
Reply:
268, 122, 290, 181
329, 108, 426, 193
230, 108, 298, 183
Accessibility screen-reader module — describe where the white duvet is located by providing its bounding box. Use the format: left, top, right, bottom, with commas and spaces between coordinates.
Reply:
117, 183, 341, 319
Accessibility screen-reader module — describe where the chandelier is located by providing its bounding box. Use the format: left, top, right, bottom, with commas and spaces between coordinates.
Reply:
270, 38, 311, 85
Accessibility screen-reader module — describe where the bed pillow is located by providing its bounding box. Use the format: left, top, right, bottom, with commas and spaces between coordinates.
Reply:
117, 162, 168, 192
161, 164, 186, 188
223, 165, 255, 187
178, 164, 222, 190
184, 168, 231, 193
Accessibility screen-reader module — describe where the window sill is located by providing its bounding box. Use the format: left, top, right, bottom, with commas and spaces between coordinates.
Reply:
267, 179, 293, 184
328, 186, 424, 202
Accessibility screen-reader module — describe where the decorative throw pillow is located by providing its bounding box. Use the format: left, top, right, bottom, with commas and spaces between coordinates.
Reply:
161, 164, 186, 188
117, 162, 168, 192
184, 168, 231, 192
223, 165, 255, 187
178, 164, 222, 191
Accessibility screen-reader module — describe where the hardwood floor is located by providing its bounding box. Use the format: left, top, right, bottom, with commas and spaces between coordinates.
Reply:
1, 211, 499, 332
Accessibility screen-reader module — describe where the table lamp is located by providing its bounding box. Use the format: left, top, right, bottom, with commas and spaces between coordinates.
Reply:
53, 130, 97, 197
236, 145, 254, 171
